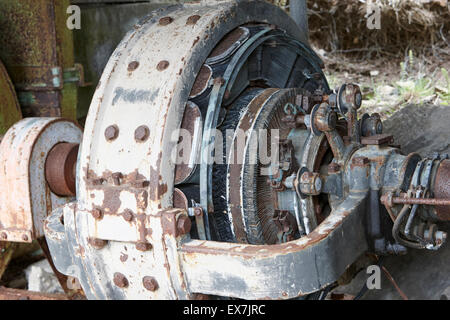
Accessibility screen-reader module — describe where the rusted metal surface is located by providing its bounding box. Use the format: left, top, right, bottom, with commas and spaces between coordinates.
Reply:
181, 193, 368, 299
45, 143, 79, 197
434, 160, 450, 220
0, 118, 82, 242
0, 286, 69, 300
361, 134, 394, 146
390, 197, 450, 206
0, 0, 78, 120
43, 0, 310, 300
0, 59, 22, 134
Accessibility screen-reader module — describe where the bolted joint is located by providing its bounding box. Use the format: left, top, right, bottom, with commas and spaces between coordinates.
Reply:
313, 103, 337, 132
177, 215, 192, 236
338, 83, 362, 114
299, 171, 322, 196
143, 276, 159, 292
361, 113, 383, 137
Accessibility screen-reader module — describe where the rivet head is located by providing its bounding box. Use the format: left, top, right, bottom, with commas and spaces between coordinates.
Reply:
91, 208, 103, 220
127, 61, 139, 72
143, 276, 158, 292
0, 232, 7, 240
134, 125, 150, 142
105, 125, 119, 141
158, 16, 173, 26
186, 15, 201, 25
157, 60, 169, 71
177, 216, 191, 236
113, 272, 128, 288
22, 234, 29, 241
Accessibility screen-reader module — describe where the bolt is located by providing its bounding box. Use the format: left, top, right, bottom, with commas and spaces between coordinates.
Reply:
134, 125, 150, 142
88, 238, 108, 249
299, 171, 322, 196
328, 163, 340, 174
105, 125, 119, 141
157, 60, 169, 71
177, 215, 192, 236
123, 210, 134, 222
143, 276, 159, 292
113, 272, 128, 288
22, 234, 29, 242
91, 208, 103, 220
136, 242, 152, 252
0, 232, 7, 240
352, 156, 370, 167
112, 172, 123, 186
158, 16, 173, 26
127, 61, 139, 72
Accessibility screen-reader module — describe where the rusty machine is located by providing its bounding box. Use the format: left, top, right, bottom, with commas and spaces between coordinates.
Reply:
0, 0, 449, 300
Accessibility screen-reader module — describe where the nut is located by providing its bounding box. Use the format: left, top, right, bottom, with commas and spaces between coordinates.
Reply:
177, 215, 192, 236
88, 238, 108, 249
123, 210, 134, 222
136, 242, 152, 252
113, 272, 128, 288
299, 171, 322, 196
352, 156, 370, 167
134, 125, 150, 142
105, 125, 119, 141
143, 276, 159, 292
328, 163, 340, 174
1, 232, 7, 240
22, 234, 29, 242
91, 208, 103, 220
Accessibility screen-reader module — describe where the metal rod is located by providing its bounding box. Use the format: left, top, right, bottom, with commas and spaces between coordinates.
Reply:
392, 197, 450, 206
